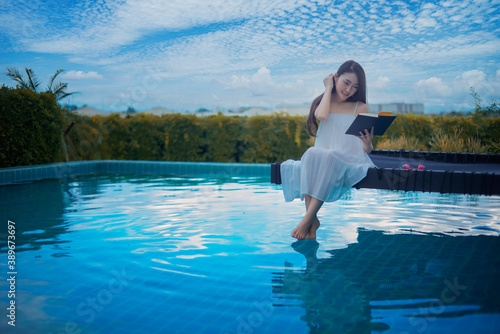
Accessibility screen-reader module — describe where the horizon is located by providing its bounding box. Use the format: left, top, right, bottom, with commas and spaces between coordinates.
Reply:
1, 0, 499, 114
72, 102, 482, 117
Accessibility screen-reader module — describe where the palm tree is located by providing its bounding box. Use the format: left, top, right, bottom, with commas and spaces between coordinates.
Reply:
6, 67, 75, 101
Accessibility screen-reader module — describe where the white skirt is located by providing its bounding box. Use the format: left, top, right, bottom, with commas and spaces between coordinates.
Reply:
280, 147, 374, 202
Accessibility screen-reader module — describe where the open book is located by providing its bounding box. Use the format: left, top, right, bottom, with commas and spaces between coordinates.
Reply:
345, 112, 396, 136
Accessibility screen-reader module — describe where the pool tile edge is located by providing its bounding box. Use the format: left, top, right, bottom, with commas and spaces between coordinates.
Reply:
0, 161, 271, 185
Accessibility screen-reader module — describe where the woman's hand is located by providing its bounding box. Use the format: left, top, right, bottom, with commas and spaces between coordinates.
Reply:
323, 74, 334, 91
356, 127, 374, 153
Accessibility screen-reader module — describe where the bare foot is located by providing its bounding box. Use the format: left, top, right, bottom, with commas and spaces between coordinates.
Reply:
291, 217, 314, 240
306, 218, 320, 240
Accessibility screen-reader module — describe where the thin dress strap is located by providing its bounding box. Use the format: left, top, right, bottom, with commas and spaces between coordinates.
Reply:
353, 101, 359, 115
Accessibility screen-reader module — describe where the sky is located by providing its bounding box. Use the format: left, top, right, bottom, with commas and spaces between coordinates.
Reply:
0, 0, 499, 113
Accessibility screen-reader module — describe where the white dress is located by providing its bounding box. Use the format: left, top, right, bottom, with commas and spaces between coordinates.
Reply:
281, 102, 375, 202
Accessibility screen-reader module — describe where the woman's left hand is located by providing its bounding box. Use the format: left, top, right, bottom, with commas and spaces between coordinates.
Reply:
356, 127, 374, 153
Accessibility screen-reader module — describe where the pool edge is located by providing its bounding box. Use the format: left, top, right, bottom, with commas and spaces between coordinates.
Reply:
0, 160, 271, 185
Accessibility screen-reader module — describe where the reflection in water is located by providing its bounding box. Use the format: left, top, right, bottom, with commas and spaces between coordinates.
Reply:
273, 228, 500, 333
0, 180, 68, 252
0, 175, 110, 253
2, 175, 499, 333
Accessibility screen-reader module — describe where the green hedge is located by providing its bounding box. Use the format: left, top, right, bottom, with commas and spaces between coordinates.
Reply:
375, 113, 499, 152
199, 114, 245, 162
1, 85, 499, 168
64, 112, 312, 163
0, 86, 64, 167
483, 118, 500, 146
238, 114, 310, 163
64, 112, 498, 163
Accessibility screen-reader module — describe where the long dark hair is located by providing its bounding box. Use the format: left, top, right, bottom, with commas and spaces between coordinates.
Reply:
306, 60, 367, 136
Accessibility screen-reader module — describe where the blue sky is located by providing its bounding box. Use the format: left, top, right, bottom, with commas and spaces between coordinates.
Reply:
1, 0, 499, 113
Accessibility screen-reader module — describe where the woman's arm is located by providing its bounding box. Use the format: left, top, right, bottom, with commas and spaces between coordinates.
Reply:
354, 102, 369, 116
314, 74, 334, 122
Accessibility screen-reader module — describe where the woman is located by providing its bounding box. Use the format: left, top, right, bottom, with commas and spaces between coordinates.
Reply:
281, 60, 375, 240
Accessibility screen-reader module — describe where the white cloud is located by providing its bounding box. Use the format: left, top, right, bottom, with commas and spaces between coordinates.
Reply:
227, 66, 305, 99
61, 70, 103, 80
229, 74, 251, 89
452, 69, 500, 102
2, 0, 498, 112
250, 67, 273, 87
12, 0, 304, 55
415, 16, 438, 29
415, 77, 453, 98
459, 70, 487, 87
230, 67, 288, 87
422, 3, 438, 10
372, 76, 391, 89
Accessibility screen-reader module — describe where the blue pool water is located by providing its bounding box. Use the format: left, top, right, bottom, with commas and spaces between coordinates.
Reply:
1, 174, 500, 334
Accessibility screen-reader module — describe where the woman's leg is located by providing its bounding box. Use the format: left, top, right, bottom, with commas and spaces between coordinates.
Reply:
292, 195, 323, 240
304, 195, 321, 239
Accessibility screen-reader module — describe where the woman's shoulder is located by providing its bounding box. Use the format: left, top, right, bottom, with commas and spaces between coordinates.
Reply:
354, 102, 369, 116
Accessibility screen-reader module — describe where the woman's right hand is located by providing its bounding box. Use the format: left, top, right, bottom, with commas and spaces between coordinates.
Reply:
323, 74, 334, 91
315, 74, 335, 122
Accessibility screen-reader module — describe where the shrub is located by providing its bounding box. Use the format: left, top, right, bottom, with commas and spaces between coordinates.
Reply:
0, 86, 64, 167
4, 100, 498, 168
429, 128, 465, 152
239, 113, 309, 163
62, 112, 106, 161
482, 118, 500, 153
63, 111, 498, 162
427, 128, 490, 153
432, 115, 479, 140
162, 114, 204, 161
198, 114, 245, 162
375, 136, 426, 151
384, 113, 434, 142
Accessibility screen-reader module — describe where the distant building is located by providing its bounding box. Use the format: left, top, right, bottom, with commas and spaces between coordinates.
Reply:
143, 107, 180, 116
226, 107, 274, 116
275, 103, 424, 116
275, 104, 310, 116
369, 103, 424, 114
74, 106, 110, 116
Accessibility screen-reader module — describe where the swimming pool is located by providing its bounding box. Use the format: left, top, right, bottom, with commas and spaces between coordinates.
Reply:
1, 171, 499, 333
